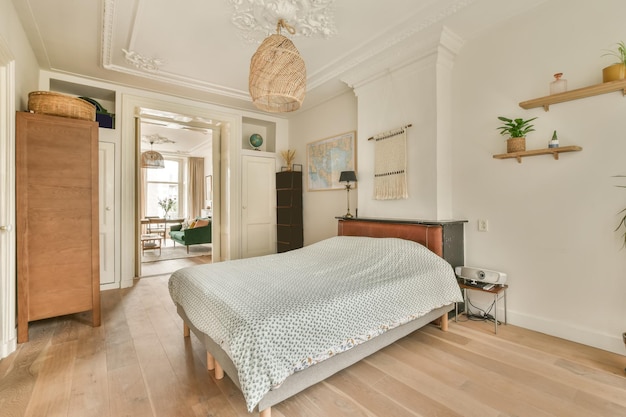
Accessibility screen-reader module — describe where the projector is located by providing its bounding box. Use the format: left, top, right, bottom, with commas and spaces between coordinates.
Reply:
455, 266, 507, 285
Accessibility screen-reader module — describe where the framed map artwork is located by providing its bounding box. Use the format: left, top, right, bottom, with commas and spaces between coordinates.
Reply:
306, 131, 356, 191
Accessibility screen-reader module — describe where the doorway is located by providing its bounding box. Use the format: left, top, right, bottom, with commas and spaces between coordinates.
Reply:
136, 107, 220, 277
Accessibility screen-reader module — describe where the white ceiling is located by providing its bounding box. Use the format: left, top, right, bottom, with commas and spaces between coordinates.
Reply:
11, 0, 548, 151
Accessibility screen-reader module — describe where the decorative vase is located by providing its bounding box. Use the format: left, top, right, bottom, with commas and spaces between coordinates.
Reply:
550, 73, 567, 94
602, 63, 626, 82
507, 137, 526, 153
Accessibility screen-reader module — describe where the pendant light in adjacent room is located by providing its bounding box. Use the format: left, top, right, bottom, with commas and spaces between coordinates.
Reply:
141, 139, 165, 169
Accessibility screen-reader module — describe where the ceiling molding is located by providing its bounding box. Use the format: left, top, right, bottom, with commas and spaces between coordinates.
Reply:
330, 0, 473, 90
17, 0, 546, 113
101, 62, 252, 101
102, 0, 252, 102
101, 0, 116, 71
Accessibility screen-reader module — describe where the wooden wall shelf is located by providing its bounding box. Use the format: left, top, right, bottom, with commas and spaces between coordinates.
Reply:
493, 145, 582, 163
519, 79, 626, 111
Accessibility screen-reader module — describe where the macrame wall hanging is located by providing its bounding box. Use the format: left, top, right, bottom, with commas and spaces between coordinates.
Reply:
369, 124, 412, 200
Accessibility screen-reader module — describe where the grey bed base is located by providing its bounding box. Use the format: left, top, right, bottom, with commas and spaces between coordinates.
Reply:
177, 302, 454, 415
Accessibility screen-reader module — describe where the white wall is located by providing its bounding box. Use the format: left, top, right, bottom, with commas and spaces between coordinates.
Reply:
452, 0, 626, 354
0, 0, 38, 110
352, 55, 447, 220
289, 91, 358, 244
0, 0, 39, 359
291, 0, 626, 355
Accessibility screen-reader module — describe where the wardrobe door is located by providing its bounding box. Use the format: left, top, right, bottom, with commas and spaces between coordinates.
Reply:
241, 154, 276, 258
16, 112, 100, 343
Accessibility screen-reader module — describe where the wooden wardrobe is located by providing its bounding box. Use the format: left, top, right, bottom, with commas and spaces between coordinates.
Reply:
16, 111, 100, 343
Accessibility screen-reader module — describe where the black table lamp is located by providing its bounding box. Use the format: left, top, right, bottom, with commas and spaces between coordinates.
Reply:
339, 170, 357, 218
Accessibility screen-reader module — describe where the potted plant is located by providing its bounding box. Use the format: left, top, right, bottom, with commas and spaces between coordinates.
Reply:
602, 41, 626, 82
497, 116, 537, 153
158, 196, 176, 219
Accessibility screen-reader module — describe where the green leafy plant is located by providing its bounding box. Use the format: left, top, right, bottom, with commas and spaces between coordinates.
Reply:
602, 41, 626, 66
157, 197, 176, 216
497, 116, 537, 138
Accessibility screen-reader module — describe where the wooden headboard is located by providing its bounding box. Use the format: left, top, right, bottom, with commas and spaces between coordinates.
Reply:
337, 219, 444, 257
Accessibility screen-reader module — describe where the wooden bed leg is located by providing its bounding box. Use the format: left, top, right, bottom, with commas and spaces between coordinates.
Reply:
183, 323, 190, 337
440, 312, 449, 332
260, 407, 271, 417
206, 352, 215, 371
214, 360, 224, 380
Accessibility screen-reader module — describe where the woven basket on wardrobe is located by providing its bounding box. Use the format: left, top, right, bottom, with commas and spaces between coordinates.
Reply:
28, 91, 96, 121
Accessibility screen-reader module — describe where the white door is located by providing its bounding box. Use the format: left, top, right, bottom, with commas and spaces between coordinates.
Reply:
99, 142, 115, 285
241, 154, 276, 258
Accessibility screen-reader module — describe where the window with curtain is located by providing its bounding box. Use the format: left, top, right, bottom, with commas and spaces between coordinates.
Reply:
145, 159, 183, 217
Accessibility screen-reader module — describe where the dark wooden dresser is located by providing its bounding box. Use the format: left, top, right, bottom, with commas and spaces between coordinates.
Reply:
276, 171, 303, 253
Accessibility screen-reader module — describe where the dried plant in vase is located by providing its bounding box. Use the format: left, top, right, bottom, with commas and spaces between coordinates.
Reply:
280, 149, 296, 171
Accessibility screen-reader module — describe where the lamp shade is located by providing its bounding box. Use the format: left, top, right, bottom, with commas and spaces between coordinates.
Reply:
339, 170, 357, 183
249, 34, 306, 113
141, 150, 165, 169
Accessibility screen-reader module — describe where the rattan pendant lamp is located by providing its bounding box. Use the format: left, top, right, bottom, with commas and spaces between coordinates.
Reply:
141, 140, 165, 169
249, 19, 306, 113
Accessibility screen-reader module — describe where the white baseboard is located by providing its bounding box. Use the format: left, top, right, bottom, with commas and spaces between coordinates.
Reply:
100, 282, 120, 291
0, 334, 16, 360
509, 310, 626, 356
120, 277, 134, 289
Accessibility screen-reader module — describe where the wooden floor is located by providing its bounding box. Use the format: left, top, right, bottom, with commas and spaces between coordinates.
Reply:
1, 276, 625, 417
140, 239, 211, 277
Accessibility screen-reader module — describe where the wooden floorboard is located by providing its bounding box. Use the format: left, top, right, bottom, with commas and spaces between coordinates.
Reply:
1, 272, 625, 417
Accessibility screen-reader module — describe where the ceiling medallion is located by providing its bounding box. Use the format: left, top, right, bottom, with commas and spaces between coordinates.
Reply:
142, 133, 176, 146
122, 49, 164, 72
229, 0, 336, 42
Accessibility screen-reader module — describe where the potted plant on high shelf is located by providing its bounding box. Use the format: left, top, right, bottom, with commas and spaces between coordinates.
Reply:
497, 116, 537, 153
602, 41, 626, 82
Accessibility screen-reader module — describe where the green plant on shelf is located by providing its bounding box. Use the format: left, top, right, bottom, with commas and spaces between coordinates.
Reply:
496, 116, 537, 138
602, 41, 626, 66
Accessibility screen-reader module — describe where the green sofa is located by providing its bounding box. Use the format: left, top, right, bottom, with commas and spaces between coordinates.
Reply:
169, 218, 211, 253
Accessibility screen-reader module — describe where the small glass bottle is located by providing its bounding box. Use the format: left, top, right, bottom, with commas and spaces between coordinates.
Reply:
550, 73, 567, 94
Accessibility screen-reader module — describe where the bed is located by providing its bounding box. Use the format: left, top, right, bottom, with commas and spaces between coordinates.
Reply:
168, 220, 463, 417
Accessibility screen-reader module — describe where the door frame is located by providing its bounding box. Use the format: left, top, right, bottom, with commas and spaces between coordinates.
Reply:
0, 36, 16, 359
120, 95, 235, 287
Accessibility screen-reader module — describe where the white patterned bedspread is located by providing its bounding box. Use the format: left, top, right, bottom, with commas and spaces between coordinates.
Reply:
168, 236, 462, 412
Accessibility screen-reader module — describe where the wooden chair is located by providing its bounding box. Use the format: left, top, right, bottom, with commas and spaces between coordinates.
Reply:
146, 217, 166, 241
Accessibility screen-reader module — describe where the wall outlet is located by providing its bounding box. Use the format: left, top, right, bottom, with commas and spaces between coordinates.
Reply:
477, 219, 489, 232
